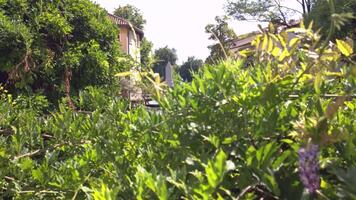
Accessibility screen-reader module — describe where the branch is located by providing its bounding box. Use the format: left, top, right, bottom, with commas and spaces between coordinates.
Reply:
14, 149, 41, 160
12, 140, 90, 160
235, 184, 256, 200
64, 66, 75, 110
301, 0, 307, 15
279, 5, 304, 15
4, 176, 15, 182
72, 172, 92, 200
18, 190, 60, 195
206, 28, 228, 60
273, 0, 288, 26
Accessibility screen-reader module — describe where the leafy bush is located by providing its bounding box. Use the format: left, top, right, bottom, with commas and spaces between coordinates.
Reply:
0, 0, 125, 102
0, 23, 355, 199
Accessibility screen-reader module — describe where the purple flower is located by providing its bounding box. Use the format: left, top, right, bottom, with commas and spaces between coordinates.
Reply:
298, 144, 320, 194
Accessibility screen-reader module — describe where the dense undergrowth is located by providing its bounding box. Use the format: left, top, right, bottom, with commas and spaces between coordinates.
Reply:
1, 22, 356, 199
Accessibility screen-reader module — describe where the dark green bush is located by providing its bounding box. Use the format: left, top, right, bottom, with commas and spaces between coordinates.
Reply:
0, 0, 126, 103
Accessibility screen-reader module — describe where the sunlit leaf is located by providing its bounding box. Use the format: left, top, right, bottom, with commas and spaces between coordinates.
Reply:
336, 39, 353, 56
115, 71, 132, 77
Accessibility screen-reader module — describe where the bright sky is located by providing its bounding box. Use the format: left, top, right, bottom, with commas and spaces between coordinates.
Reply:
93, 0, 300, 64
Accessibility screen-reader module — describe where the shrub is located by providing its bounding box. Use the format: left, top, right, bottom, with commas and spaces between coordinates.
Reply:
0, 24, 355, 199
0, 0, 126, 103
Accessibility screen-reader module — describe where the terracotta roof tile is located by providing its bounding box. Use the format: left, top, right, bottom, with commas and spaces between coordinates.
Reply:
107, 13, 144, 38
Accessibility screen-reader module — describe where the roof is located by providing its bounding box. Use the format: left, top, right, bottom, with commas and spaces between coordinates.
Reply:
108, 13, 144, 38
230, 19, 302, 51
230, 32, 259, 51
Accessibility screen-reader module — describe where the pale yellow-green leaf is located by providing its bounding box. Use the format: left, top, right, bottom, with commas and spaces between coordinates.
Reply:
262, 34, 268, 50
289, 37, 300, 48
251, 35, 261, 47
267, 35, 274, 52
271, 47, 281, 57
314, 73, 323, 94
288, 131, 299, 139
278, 49, 290, 61
300, 20, 305, 28
238, 49, 251, 57
115, 71, 132, 77
320, 178, 330, 189
154, 73, 161, 83
0, 148, 5, 157
336, 39, 353, 56
325, 71, 343, 77
286, 28, 306, 33
321, 51, 339, 61
117, 57, 130, 62
277, 34, 287, 48
301, 63, 307, 70
239, 50, 247, 58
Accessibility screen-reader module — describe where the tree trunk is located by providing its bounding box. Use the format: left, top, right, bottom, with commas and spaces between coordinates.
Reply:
302, 0, 307, 15
64, 67, 75, 109
306, 0, 312, 13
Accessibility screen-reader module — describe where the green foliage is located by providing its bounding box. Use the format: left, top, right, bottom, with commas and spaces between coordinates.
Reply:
0, 0, 123, 102
178, 56, 203, 82
205, 16, 236, 65
306, 0, 356, 41
153, 46, 178, 78
140, 38, 154, 67
225, 0, 315, 24
0, 2, 355, 199
0, 14, 356, 200
113, 4, 146, 30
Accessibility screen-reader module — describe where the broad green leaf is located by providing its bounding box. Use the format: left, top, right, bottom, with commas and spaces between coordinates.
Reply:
0, 148, 5, 157
206, 150, 227, 188
32, 168, 44, 183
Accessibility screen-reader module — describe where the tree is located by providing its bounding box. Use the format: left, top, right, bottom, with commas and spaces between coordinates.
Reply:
205, 16, 237, 64
306, 0, 356, 41
0, 0, 122, 107
113, 4, 146, 29
225, 0, 316, 26
140, 38, 153, 67
153, 46, 178, 78
178, 57, 203, 82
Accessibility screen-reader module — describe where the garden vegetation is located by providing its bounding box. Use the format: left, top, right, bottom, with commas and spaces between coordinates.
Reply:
0, 0, 355, 199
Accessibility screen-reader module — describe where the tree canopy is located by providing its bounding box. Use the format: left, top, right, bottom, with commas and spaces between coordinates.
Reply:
113, 4, 146, 30
153, 46, 178, 78
178, 57, 203, 82
225, 0, 315, 25
205, 16, 237, 64
0, 0, 123, 106
225, 0, 355, 41
306, 0, 355, 41
140, 38, 153, 67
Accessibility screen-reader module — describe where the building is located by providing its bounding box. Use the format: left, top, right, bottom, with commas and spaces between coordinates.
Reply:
230, 31, 260, 54
108, 13, 144, 62
230, 20, 301, 54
